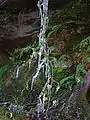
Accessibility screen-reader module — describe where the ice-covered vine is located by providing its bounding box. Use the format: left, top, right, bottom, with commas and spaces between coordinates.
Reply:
31, 0, 49, 89
32, 0, 51, 114
15, 0, 51, 114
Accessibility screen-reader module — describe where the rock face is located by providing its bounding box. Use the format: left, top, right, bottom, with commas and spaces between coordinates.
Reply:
0, 0, 37, 11
0, 0, 58, 53
0, 0, 72, 10
0, 0, 72, 53
0, 11, 39, 53
0, 10, 57, 53
0, 0, 70, 11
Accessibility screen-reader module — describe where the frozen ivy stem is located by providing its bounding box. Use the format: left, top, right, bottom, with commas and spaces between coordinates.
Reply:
16, 66, 20, 78
31, 0, 49, 89
31, 0, 51, 115
15, 0, 50, 113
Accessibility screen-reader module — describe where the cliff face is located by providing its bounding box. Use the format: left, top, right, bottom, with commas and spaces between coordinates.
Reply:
0, 0, 70, 10
0, 11, 39, 53
0, 0, 62, 53
0, 0, 37, 11
0, 0, 60, 10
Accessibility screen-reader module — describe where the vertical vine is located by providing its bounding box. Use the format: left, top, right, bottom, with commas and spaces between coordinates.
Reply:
31, 0, 52, 115
31, 0, 49, 89
15, 0, 51, 116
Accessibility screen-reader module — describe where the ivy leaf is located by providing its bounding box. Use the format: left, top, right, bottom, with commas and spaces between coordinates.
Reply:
39, 42, 44, 47
87, 56, 90, 62
42, 33, 46, 38
75, 74, 84, 84
47, 25, 59, 38
47, 31, 54, 38
49, 46, 56, 51
52, 25, 58, 31
60, 74, 74, 86
76, 64, 86, 74
42, 90, 47, 95
87, 46, 90, 51
57, 67, 63, 73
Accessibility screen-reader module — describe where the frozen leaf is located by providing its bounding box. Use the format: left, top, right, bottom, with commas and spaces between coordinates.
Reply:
42, 90, 47, 95
47, 84, 52, 89
39, 42, 45, 47
56, 83, 60, 92
42, 33, 46, 38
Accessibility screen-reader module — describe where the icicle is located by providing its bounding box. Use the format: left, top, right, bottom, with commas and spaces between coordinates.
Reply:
16, 66, 20, 78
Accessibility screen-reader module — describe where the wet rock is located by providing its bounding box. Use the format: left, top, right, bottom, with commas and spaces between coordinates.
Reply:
0, 11, 39, 53
0, 0, 37, 12
0, 0, 77, 53
0, 0, 72, 11
0, 9, 58, 53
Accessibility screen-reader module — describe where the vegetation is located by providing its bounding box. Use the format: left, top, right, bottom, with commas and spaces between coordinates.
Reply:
0, 0, 90, 120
